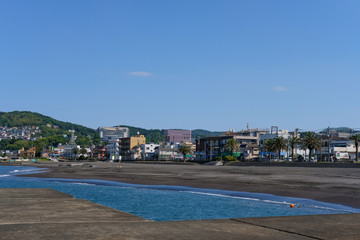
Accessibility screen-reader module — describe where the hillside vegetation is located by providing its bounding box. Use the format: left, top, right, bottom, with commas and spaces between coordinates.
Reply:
0, 111, 100, 148
192, 129, 224, 138
0, 111, 98, 138
320, 127, 357, 133
117, 125, 164, 143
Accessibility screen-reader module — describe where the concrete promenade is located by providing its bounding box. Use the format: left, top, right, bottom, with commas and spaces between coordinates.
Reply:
0, 189, 359, 240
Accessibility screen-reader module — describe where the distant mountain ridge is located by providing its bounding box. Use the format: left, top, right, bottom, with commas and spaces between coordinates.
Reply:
191, 129, 224, 138
320, 127, 357, 133
117, 125, 224, 143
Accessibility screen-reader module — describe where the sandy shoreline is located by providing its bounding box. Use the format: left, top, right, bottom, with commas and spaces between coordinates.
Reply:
9, 161, 360, 209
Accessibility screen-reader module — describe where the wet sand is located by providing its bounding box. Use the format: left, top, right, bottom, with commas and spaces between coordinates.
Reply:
16, 161, 360, 209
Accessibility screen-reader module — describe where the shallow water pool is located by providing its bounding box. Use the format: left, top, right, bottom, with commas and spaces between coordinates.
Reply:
1, 166, 359, 221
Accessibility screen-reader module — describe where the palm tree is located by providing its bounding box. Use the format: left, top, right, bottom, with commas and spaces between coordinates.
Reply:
350, 134, 360, 162
178, 144, 192, 162
302, 132, 321, 162
273, 136, 287, 161
263, 139, 275, 161
72, 147, 79, 160
224, 138, 240, 158
288, 136, 301, 161
80, 147, 87, 160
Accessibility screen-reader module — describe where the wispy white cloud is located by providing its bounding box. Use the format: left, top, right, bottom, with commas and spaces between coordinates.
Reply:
273, 86, 287, 91
129, 72, 152, 77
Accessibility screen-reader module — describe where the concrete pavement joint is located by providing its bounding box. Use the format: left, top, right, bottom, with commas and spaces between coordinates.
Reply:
230, 218, 323, 240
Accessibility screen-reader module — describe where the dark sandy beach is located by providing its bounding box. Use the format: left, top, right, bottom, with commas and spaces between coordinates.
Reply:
15, 161, 360, 209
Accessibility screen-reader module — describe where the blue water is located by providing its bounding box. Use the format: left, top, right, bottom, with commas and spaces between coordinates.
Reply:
1, 166, 359, 221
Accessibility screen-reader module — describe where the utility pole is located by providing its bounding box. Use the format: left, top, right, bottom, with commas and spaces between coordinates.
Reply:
218, 139, 222, 161
327, 126, 331, 162
287, 138, 290, 161
294, 128, 300, 161
205, 139, 208, 161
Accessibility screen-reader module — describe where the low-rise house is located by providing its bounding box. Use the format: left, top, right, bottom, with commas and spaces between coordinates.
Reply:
19, 147, 36, 158
140, 143, 159, 160
130, 145, 142, 160
0, 126, 42, 141
92, 145, 107, 160
318, 140, 359, 162
158, 142, 182, 160
57, 144, 79, 158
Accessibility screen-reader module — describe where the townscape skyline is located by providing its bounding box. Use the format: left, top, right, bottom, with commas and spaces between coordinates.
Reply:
1, 1, 360, 131
1, 110, 359, 134
2, 111, 359, 164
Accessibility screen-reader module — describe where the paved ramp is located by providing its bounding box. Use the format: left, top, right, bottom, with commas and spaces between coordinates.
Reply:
0, 189, 359, 239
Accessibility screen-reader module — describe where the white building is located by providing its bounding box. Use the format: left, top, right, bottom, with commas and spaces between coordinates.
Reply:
107, 138, 120, 160
260, 129, 291, 142
259, 128, 309, 161
98, 127, 130, 160
259, 129, 291, 158
58, 144, 79, 158
319, 140, 359, 161
98, 126, 130, 142
140, 143, 159, 160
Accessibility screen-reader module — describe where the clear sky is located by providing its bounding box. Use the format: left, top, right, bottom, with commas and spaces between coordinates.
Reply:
1, 0, 359, 131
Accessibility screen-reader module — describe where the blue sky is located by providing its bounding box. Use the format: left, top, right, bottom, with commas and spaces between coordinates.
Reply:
1, 0, 359, 131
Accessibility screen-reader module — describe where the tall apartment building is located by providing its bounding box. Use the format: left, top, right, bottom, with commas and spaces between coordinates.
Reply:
98, 126, 130, 160
164, 129, 191, 143
119, 133, 146, 158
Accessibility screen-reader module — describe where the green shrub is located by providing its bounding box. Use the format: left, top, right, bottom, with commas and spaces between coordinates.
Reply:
224, 156, 237, 161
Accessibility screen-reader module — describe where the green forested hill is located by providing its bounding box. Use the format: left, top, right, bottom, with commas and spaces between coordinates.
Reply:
192, 129, 224, 138
0, 111, 100, 148
320, 127, 357, 133
0, 111, 224, 151
0, 111, 98, 138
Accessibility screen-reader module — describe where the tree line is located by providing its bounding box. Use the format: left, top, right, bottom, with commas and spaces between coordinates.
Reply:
218, 132, 360, 162
262, 132, 360, 162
